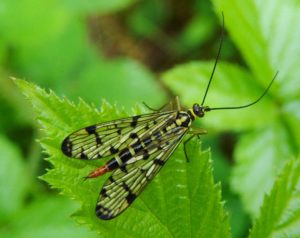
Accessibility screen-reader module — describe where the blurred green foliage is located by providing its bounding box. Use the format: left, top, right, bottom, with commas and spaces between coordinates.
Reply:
1, 0, 300, 237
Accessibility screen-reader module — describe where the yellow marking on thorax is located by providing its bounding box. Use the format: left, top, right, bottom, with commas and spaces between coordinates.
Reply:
176, 119, 182, 126
166, 123, 175, 131
188, 108, 196, 118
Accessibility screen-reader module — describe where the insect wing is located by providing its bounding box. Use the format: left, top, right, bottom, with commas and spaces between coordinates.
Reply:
95, 127, 188, 220
61, 111, 175, 160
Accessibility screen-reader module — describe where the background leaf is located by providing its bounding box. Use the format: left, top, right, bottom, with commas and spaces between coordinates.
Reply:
62, 0, 138, 15
231, 122, 295, 216
0, 135, 29, 220
70, 58, 165, 108
212, 0, 300, 100
210, 0, 300, 218
249, 159, 300, 238
2, 196, 98, 238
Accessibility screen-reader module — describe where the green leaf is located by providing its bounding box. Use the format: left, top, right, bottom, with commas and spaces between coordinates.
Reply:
249, 159, 300, 238
177, 14, 217, 52
161, 61, 276, 131
14, 78, 231, 238
0, 0, 137, 46
14, 20, 94, 88
231, 121, 295, 217
2, 196, 98, 238
71, 58, 166, 109
0, 0, 71, 48
282, 100, 300, 149
0, 135, 29, 220
62, 0, 137, 15
126, 0, 169, 39
212, 0, 300, 100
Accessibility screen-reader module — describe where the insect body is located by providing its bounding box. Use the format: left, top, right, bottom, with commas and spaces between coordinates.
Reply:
61, 103, 209, 219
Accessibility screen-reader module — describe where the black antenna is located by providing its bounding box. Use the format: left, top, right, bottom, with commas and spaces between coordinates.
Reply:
201, 12, 225, 106
208, 71, 278, 111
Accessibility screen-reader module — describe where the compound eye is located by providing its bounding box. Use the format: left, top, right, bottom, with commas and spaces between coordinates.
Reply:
193, 103, 204, 117
193, 103, 199, 112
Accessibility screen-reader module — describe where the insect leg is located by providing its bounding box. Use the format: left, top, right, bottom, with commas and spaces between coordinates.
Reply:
142, 101, 169, 112
174, 96, 181, 110
183, 128, 207, 162
143, 96, 182, 112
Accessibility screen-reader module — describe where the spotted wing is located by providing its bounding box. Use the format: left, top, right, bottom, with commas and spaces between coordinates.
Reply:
95, 126, 188, 220
61, 111, 176, 160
